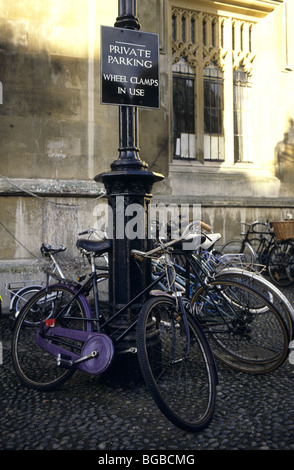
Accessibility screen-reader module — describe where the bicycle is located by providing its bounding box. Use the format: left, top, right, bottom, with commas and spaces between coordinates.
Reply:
267, 219, 294, 287
201, 249, 294, 340
183, 251, 290, 373
8, 185, 107, 317
220, 220, 294, 287
196, 234, 294, 338
8, 227, 109, 321
159, 249, 294, 341
151, 219, 294, 352
11, 224, 219, 433
7, 243, 67, 319
151, 236, 290, 374
139, 218, 293, 372
220, 220, 273, 267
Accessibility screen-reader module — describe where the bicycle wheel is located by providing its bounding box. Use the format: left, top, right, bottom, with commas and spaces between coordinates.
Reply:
190, 280, 289, 374
11, 284, 91, 391
220, 239, 256, 269
267, 240, 294, 287
11, 285, 43, 319
137, 295, 218, 432
215, 268, 294, 340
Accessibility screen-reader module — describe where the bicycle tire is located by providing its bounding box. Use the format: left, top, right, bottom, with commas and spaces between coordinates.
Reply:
11, 285, 43, 320
179, 251, 293, 337
215, 268, 294, 340
137, 295, 218, 432
267, 240, 294, 287
220, 239, 256, 269
190, 279, 289, 374
11, 284, 92, 391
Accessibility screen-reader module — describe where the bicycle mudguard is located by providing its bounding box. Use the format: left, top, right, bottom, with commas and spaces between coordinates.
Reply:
51, 283, 94, 331
149, 290, 174, 299
36, 327, 114, 375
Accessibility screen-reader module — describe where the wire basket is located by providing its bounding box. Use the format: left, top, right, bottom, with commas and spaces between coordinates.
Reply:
272, 220, 294, 240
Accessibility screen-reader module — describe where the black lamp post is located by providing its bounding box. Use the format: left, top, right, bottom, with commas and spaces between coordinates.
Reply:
95, 0, 163, 381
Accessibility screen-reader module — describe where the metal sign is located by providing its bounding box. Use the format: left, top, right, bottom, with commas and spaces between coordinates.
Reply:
101, 26, 160, 109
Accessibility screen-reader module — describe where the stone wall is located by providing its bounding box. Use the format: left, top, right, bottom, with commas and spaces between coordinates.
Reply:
1, 0, 294, 311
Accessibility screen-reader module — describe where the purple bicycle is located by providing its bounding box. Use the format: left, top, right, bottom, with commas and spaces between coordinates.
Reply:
11, 226, 218, 433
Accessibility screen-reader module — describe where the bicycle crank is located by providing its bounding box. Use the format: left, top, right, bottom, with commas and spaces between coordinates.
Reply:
57, 350, 98, 368
36, 327, 114, 375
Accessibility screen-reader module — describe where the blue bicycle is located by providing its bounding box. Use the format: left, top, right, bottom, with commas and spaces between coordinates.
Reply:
151, 228, 291, 374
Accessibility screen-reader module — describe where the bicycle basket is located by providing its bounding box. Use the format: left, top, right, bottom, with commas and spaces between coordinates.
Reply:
272, 220, 294, 240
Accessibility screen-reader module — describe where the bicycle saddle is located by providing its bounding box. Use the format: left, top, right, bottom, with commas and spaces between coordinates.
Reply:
76, 238, 112, 254
41, 243, 66, 254
200, 233, 221, 250
173, 233, 206, 251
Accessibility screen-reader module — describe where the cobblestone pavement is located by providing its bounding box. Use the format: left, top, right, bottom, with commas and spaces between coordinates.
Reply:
1, 285, 294, 455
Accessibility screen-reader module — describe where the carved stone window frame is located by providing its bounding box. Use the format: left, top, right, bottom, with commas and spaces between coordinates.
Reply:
171, 5, 256, 164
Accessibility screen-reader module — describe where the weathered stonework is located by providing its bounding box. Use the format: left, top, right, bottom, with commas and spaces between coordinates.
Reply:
0, 0, 293, 311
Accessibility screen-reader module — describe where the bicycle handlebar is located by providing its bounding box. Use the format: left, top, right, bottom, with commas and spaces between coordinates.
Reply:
78, 229, 92, 235
241, 220, 269, 227
131, 221, 207, 259
78, 227, 108, 239
239, 220, 271, 232
78, 228, 99, 236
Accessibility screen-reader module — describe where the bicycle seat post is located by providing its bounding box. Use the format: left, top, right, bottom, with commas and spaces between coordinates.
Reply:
48, 252, 65, 279
90, 252, 101, 331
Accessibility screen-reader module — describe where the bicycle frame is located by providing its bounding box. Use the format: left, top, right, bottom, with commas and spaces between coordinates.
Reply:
240, 222, 275, 264
38, 225, 202, 363
39, 262, 167, 347
8, 245, 67, 315
152, 249, 261, 334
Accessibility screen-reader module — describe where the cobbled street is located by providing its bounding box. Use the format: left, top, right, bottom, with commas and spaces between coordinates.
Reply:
1, 285, 294, 455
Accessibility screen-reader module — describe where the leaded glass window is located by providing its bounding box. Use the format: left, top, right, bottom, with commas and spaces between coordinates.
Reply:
203, 63, 224, 160
173, 59, 196, 159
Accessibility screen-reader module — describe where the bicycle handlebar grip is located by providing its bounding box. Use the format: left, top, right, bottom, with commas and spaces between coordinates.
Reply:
131, 249, 145, 259
201, 221, 212, 232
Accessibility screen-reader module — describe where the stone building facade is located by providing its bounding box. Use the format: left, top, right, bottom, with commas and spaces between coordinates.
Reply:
0, 0, 293, 308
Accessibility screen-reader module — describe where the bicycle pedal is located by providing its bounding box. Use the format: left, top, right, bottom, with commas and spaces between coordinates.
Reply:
118, 347, 137, 355
57, 353, 73, 369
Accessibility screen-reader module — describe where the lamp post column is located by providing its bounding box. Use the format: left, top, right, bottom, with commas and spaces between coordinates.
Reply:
95, 0, 163, 382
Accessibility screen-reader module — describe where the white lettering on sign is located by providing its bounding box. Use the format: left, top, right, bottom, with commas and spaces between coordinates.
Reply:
130, 77, 158, 86
107, 41, 153, 69
102, 74, 158, 87
109, 43, 151, 57
103, 74, 128, 82
107, 55, 152, 68
129, 88, 145, 96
